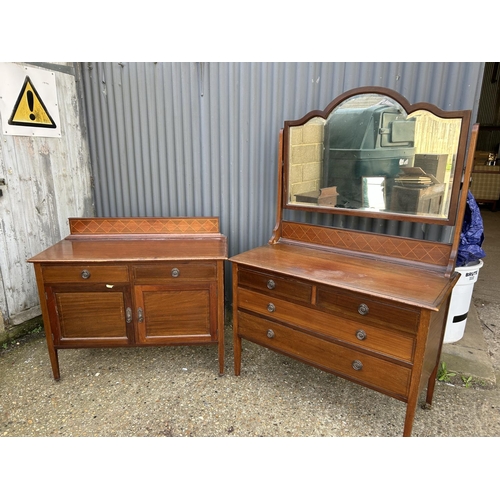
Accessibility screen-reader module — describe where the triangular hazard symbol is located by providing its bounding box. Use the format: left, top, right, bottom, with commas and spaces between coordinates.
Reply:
8, 76, 56, 128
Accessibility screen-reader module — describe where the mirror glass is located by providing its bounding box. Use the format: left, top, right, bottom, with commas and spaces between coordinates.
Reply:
286, 93, 463, 222
362, 176, 386, 210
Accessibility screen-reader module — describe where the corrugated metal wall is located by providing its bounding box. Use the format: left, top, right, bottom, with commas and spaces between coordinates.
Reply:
79, 62, 485, 297
476, 62, 500, 152
477, 62, 499, 123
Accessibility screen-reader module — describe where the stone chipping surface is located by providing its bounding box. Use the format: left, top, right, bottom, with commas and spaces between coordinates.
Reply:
1, 320, 499, 438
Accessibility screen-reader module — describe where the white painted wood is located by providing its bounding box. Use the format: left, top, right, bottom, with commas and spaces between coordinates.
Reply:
0, 63, 94, 329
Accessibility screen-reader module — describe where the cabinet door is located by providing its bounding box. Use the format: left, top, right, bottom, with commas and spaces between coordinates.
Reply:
134, 284, 216, 344
45, 284, 134, 347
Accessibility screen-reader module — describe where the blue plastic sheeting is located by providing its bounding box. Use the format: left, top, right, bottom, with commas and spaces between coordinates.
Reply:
456, 191, 486, 267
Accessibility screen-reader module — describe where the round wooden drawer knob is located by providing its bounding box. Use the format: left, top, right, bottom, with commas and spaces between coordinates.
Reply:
352, 360, 363, 371
358, 303, 369, 315
356, 329, 367, 340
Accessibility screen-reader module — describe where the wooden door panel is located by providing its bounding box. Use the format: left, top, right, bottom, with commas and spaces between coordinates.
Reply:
50, 289, 131, 345
135, 285, 214, 343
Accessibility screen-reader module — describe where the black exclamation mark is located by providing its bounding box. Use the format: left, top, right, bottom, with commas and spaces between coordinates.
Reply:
27, 90, 35, 121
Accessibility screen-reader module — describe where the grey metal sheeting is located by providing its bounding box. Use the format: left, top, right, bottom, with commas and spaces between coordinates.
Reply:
79, 62, 484, 295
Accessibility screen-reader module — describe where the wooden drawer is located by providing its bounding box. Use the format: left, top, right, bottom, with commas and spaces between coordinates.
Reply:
42, 265, 129, 283
237, 311, 411, 399
237, 267, 312, 304
316, 286, 419, 334
237, 288, 415, 362
133, 262, 216, 284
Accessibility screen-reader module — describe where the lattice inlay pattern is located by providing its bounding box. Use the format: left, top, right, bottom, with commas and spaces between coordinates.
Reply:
281, 221, 451, 266
69, 217, 220, 235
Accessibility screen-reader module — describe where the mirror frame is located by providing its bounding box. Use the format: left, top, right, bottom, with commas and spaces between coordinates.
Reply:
282, 86, 472, 226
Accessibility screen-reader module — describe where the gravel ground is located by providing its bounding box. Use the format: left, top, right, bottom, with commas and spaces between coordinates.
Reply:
2, 318, 499, 438
2, 313, 498, 499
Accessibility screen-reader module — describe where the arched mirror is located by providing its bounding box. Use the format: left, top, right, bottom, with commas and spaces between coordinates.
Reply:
283, 87, 471, 225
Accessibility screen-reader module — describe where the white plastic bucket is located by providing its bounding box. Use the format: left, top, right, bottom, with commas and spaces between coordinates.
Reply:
443, 259, 484, 344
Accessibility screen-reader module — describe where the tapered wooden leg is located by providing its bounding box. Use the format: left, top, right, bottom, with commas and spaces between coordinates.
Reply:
232, 263, 242, 376
404, 363, 441, 436
217, 262, 225, 376
425, 362, 440, 406
218, 334, 224, 376
48, 345, 60, 381
34, 263, 61, 381
219, 327, 224, 376
403, 398, 418, 437
234, 334, 242, 376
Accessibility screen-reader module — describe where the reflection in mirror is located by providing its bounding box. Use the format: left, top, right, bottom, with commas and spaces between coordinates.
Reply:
287, 93, 462, 221
362, 177, 386, 210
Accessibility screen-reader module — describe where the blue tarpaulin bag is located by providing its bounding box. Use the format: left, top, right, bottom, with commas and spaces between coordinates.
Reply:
456, 191, 486, 267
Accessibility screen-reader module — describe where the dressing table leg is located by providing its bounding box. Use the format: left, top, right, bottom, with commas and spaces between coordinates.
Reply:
217, 268, 225, 376
218, 338, 224, 376
425, 362, 440, 406
234, 333, 242, 376
403, 399, 417, 437
232, 263, 242, 376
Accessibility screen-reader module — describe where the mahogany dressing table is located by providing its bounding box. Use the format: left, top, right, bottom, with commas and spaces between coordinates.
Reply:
230, 87, 477, 436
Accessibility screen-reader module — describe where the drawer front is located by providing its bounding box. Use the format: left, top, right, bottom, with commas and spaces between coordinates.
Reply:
237, 267, 312, 304
316, 286, 419, 334
42, 265, 129, 283
237, 288, 415, 362
133, 262, 216, 284
238, 311, 411, 398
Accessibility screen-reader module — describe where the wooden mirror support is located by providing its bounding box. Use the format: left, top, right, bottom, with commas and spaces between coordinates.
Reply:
231, 87, 478, 436
28, 217, 227, 380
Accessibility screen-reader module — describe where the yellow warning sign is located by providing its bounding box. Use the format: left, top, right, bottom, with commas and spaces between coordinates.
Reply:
8, 76, 56, 128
